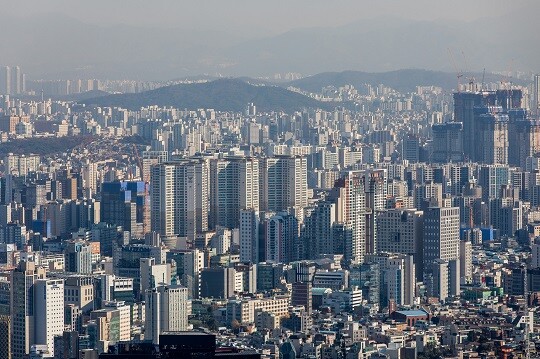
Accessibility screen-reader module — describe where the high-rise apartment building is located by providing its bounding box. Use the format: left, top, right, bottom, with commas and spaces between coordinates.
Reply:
1, 67, 10, 95
477, 110, 508, 165
265, 213, 298, 264
150, 159, 209, 240
508, 108, 540, 168
333, 171, 367, 264
454, 90, 522, 162
239, 209, 261, 263
534, 74, 540, 117
210, 157, 259, 229
260, 156, 308, 212
431, 122, 464, 163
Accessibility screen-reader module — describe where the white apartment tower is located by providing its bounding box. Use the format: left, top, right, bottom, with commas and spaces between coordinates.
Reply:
260, 156, 308, 212
210, 157, 259, 229
335, 171, 367, 264
150, 159, 209, 240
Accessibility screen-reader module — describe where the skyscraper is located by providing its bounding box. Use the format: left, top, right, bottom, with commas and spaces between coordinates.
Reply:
362, 169, 387, 255
386, 255, 416, 306
508, 108, 540, 168
431, 122, 464, 163
454, 90, 522, 162
150, 159, 209, 240
12, 66, 21, 95
101, 181, 149, 237
476, 109, 508, 165
376, 208, 424, 279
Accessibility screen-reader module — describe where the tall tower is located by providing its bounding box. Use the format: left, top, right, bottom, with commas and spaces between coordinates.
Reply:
477, 110, 508, 165
377, 208, 424, 279
264, 213, 298, 264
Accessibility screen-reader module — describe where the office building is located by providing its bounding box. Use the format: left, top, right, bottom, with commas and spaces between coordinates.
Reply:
65, 240, 92, 274
11, 261, 46, 359
200, 267, 236, 299
423, 207, 460, 298
376, 208, 424, 278
101, 181, 149, 238
145, 285, 190, 344
386, 255, 415, 306
34, 279, 65, 357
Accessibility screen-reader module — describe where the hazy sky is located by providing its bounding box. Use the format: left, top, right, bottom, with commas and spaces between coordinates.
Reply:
3, 0, 536, 34
1, 0, 538, 79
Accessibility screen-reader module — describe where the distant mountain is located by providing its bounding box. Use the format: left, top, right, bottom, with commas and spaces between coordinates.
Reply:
1, 8, 538, 80
81, 78, 331, 112
287, 69, 526, 93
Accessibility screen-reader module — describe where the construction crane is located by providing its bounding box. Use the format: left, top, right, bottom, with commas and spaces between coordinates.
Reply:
448, 48, 463, 92
461, 51, 476, 91
132, 144, 145, 182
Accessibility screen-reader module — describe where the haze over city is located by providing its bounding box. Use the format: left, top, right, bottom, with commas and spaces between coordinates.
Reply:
1, 0, 539, 79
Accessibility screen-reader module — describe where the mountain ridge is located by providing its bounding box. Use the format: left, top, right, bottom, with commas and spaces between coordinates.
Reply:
81, 78, 332, 112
